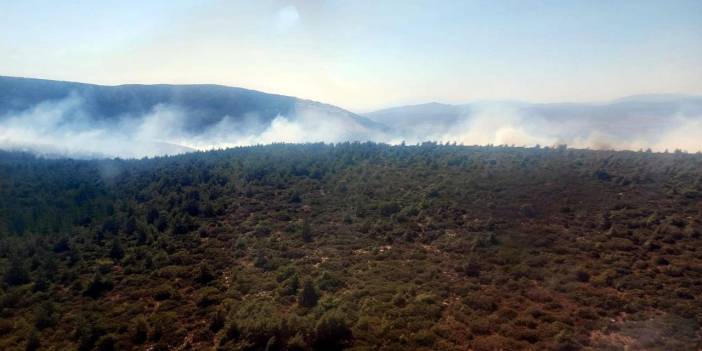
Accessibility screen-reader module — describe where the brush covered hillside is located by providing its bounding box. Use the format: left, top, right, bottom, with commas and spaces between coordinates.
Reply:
0, 144, 701, 350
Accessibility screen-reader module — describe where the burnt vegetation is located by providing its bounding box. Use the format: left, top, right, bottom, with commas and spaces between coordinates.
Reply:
0, 143, 701, 350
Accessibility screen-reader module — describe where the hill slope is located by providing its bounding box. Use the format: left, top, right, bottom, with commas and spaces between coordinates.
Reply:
0, 144, 701, 350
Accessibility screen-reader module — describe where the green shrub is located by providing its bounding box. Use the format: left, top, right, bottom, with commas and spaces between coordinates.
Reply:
197, 287, 222, 307
287, 332, 308, 351
95, 333, 117, 351
279, 274, 300, 297
83, 273, 113, 299
152, 284, 175, 301
3, 258, 30, 286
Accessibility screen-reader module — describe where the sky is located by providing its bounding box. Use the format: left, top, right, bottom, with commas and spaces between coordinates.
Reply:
1, 0, 701, 111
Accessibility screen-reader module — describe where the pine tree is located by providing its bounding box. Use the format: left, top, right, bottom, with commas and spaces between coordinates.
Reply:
298, 279, 319, 307
109, 238, 124, 260
314, 311, 352, 350
53, 236, 71, 253
32, 273, 49, 292
132, 317, 149, 344
34, 302, 56, 329
123, 216, 137, 235
209, 308, 226, 332
136, 230, 149, 245
25, 329, 40, 351
301, 219, 312, 243
146, 208, 159, 224
196, 264, 214, 284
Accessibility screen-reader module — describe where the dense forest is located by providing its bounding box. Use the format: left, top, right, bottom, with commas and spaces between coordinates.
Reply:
0, 143, 701, 350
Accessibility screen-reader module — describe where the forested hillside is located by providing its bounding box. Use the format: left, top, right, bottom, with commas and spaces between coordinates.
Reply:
0, 144, 701, 350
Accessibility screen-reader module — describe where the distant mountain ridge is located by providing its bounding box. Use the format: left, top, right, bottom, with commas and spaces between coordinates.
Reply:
365, 94, 702, 122
0, 75, 382, 133
0, 76, 390, 157
1, 75, 701, 156
363, 94, 702, 146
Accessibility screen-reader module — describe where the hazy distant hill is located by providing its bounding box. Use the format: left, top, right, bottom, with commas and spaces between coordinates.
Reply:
0, 75, 383, 134
364, 95, 702, 148
526, 95, 702, 125
0, 76, 387, 157
366, 95, 702, 130
1, 75, 701, 156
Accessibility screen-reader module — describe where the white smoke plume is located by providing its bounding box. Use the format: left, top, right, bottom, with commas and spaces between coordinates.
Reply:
0, 95, 700, 158
378, 103, 702, 153
0, 95, 388, 158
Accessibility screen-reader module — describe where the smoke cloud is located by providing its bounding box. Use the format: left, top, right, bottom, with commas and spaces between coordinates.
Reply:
374, 102, 702, 153
0, 95, 700, 158
0, 95, 389, 158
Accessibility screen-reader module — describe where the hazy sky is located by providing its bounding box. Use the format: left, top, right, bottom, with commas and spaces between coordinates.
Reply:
1, 0, 701, 111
